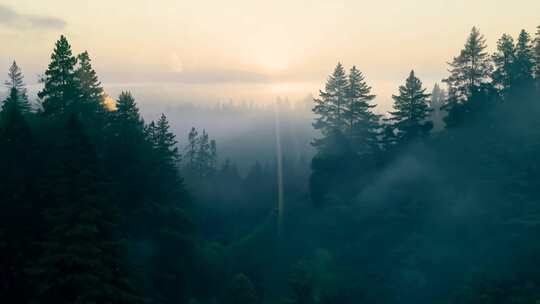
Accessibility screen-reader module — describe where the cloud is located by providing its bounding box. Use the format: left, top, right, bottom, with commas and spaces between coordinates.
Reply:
0, 4, 66, 30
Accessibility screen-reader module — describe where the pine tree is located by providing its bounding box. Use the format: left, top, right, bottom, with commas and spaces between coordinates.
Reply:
210, 139, 218, 172
142, 118, 192, 304
492, 33, 516, 92
76, 51, 105, 114
389, 70, 432, 143
186, 127, 199, 171
32, 115, 139, 304
38, 35, 79, 115
154, 113, 180, 166
145, 120, 156, 141
103, 91, 148, 214
114, 91, 144, 128
313, 63, 349, 149
0, 87, 35, 301
443, 27, 492, 101
533, 25, 540, 83
344, 66, 379, 155
513, 29, 534, 86
4, 61, 30, 113
196, 129, 211, 177
429, 83, 447, 132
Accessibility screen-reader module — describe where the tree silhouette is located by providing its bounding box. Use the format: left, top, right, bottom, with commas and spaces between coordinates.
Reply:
388, 70, 432, 143
4, 61, 30, 113
444, 27, 492, 101
39, 35, 79, 116
313, 63, 348, 149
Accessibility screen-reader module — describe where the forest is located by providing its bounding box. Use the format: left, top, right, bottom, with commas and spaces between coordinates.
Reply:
1, 24, 540, 304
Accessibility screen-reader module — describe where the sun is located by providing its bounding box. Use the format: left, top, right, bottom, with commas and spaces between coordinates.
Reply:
252, 49, 290, 74
102, 94, 117, 111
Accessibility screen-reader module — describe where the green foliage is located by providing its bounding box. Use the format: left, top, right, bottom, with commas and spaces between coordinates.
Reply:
30, 116, 139, 304
39, 35, 80, 115
444, 27, 492, 101
4, 61, 30, 112
183, 127, 218, 178
289, 261, 315, 304
76, 51, 105, 116
345, 66, 379, 155
313, 63, 348, 148
534, 26, 540, 82
492, 33, 516, 91
151, 113, 180, 166
6, 23, 540, 304
0, 36, 201, 304
224, 273, 260, 304
514, 30, 535, 85
388, 70, 432, 143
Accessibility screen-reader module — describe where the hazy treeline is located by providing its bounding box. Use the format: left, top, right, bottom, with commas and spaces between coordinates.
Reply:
2, 24, 540, 304
0, 36, 204, 303
302, 25, 540, 303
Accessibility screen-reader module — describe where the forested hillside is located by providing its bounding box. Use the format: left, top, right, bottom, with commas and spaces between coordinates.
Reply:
2, 24, 540, 304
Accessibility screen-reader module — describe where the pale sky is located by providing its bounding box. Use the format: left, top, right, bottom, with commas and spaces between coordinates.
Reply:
1, 0, 539, 109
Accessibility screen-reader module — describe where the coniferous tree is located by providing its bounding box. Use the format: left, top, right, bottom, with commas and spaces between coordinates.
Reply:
4, 61, 30, 112
429, 83, 446, 132
210, 139, 218, 172
443, 27, 492, 101
196, 130, 211, 177
0, 87, 36, 302
147, 125, 193, 304
344, 66, 379, 155
113, 91, 145, 130
76, 51, 105, 115
313, 63, 348, 149
492, 33, 516, 92
145, 120, 157, 146
32, 115, 138, 304
103, 91, 148, 215
154, 113, 180, 166
186, 127, 199, 172
38, 35, 79, 115
513, 29, 535, 86
533, 25, 540, 84
388, 70, 432, 143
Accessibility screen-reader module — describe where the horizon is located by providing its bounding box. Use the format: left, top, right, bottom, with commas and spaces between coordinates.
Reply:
2, 1, 540, 111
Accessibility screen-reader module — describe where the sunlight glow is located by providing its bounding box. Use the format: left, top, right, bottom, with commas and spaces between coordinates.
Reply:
102, 94, 117, 111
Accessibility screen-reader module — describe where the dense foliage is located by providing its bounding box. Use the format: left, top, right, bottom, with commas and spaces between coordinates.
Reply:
2, 25, 540, 304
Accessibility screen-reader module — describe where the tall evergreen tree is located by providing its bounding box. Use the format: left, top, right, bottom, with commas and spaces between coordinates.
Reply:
492, 33, 516, 92
196, 130, 211, 177
388, 70, 432, 143
4, 61, 30, 112
443, 27, 492, 101
210, 139, 218, 172
154, 113, 180, 166
313, 63, 349, 149
513, 29, 534, 86
186, 127, 199, 171
344, 66, 379, 155
38, 35, 79, 115
32, 115, 138, 304
0, 87, 36, 302
114, 91, 144, 129
76, 51, 105, 114
103, 91, 148, 216
429, 83, 446, 132
533, 25, 540, 83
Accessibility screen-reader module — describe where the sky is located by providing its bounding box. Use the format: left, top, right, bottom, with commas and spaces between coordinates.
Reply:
1, 0, 539, 110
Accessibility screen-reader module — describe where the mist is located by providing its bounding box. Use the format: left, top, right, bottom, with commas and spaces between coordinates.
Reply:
2, 3, 540, 304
